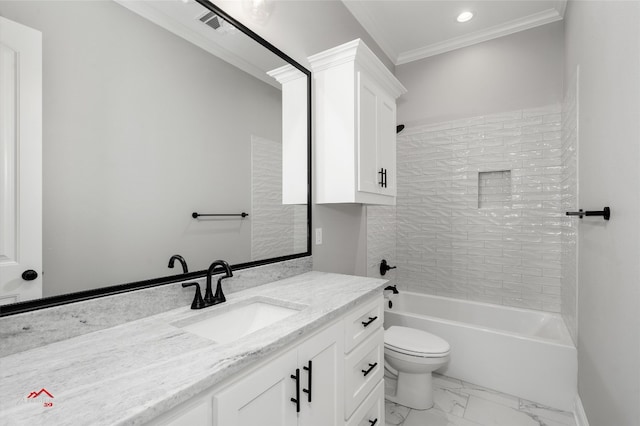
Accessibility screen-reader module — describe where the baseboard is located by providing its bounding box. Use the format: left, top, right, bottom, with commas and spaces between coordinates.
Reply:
574, 395, 589, 426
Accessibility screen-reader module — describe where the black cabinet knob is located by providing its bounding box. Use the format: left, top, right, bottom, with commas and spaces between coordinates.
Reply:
22, 270, 38, 281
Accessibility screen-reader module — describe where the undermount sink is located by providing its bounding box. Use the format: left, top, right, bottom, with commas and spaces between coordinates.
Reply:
174, 299, 303, 344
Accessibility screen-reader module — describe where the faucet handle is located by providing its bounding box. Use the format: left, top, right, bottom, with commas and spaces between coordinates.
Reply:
380, 259, 397, 276
182, 282, 206, 309
212, 276, 229, 305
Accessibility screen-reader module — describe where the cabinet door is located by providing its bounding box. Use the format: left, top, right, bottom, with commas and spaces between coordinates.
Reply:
357, 71, 381, 195
297, 322, 344, 426
214, 349, 298, 426
377, 92, 396, 196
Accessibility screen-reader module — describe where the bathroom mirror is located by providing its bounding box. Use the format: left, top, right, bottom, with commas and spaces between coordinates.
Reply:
0, 0, 311, 315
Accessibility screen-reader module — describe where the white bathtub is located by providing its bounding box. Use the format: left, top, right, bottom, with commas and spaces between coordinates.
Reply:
384, 291, 577, 411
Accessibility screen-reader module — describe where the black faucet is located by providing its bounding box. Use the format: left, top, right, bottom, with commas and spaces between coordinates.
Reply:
168, 255, 188, 274
204, 260, 233, 306
384, 285, 399, 294
182, 282, 206, 309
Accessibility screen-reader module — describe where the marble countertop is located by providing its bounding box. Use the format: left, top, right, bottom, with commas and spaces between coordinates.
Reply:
0, 272, 386, 426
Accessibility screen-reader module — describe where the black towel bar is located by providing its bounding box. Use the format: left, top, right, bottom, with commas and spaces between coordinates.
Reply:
565, 207, 610, 220
192, 212, 249, 218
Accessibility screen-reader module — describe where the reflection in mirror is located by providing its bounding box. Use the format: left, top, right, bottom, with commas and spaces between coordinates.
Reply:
0, 0, 309, 309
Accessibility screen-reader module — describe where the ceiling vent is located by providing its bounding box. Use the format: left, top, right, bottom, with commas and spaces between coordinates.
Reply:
199, 11, 223, 30
197, 11, 237, 34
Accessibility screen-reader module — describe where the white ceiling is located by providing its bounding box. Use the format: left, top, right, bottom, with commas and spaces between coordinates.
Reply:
114, 0, 291, 88
342, 0, 567, 65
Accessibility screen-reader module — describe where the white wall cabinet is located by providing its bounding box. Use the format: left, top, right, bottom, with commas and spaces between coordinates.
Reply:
149, 295, 383, 426
309, 39, 406, 205
267, 64, 308, 205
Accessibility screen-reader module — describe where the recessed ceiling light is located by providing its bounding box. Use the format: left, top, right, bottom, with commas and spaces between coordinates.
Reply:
456, 11, 474, 23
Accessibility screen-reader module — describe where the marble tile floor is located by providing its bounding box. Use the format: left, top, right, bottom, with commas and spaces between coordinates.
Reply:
385, 374, 576, 426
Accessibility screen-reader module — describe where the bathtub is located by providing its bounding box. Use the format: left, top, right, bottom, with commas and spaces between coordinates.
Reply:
384, 291, 577, 411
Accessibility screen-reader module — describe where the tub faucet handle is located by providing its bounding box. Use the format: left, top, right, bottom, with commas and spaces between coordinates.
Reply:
380, 259, 397, 276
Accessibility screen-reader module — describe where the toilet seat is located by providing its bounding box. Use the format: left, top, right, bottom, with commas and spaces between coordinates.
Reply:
385, 326, 450, 358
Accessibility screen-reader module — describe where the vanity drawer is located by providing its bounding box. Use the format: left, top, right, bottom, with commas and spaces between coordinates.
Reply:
344, 328, 384, 419
346, 379, 384, 426
344, 296, 383, 353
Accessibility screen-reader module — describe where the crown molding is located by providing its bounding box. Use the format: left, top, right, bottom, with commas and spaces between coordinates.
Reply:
267, 64, 305, 84
396, 7, 564, 65
308, 39, 406, 98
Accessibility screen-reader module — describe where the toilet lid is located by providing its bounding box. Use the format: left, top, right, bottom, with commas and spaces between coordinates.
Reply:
385, 326, 450, 356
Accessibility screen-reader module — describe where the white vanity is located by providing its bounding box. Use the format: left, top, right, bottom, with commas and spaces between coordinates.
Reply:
0, 272, 386, 426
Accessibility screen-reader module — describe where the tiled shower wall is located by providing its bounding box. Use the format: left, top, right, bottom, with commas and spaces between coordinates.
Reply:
367, 205, 397, 284
370, 104, 567, 312
561, 69, 579, 342
251, 136, 307, 260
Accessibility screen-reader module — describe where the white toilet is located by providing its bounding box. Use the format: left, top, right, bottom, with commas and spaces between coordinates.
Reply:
384, 326, 450, 409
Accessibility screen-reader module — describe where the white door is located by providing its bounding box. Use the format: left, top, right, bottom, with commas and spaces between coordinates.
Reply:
0, 16, 42, 305
357, 71, 381, 195
377, 93, 396, 196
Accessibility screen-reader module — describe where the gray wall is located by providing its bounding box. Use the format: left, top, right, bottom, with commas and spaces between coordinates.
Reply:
564, 1, 640, 424
214, 0, 393, 276
395, 22, 564, 126
0, 1, 282, 295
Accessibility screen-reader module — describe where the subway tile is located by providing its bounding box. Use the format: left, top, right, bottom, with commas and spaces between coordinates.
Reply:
373, 104, 569, 313
521, 291, 561, 304
522, 275, 561, 286
485, 272, 523, 282
503, 115, 544, 129
503, 297, 542, 310
543, 285, 561, 295
542, 302, 561, 313
485, 256, 521, 266
503, 265, 543, 276
484, 287, 523, 298
468, 123, 504, 134
503, 281, 543, 293
543, 268, 562, 278
484, 241, 522, 250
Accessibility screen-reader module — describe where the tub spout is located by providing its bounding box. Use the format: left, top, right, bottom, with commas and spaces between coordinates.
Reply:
384, 285, 399, 294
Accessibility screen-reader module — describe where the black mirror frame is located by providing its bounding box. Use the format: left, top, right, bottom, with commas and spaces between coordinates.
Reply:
0, 0, 312, 317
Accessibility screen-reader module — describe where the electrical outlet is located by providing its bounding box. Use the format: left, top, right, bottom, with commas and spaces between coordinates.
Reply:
315, 228, 322, 245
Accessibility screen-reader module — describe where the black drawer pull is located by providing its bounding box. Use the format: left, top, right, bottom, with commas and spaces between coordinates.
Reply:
361, 316, 378, 327
361, 362, 378, 377
290, 368, 300, 412
302, 360, 312, 402
369, 419, 378, 426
